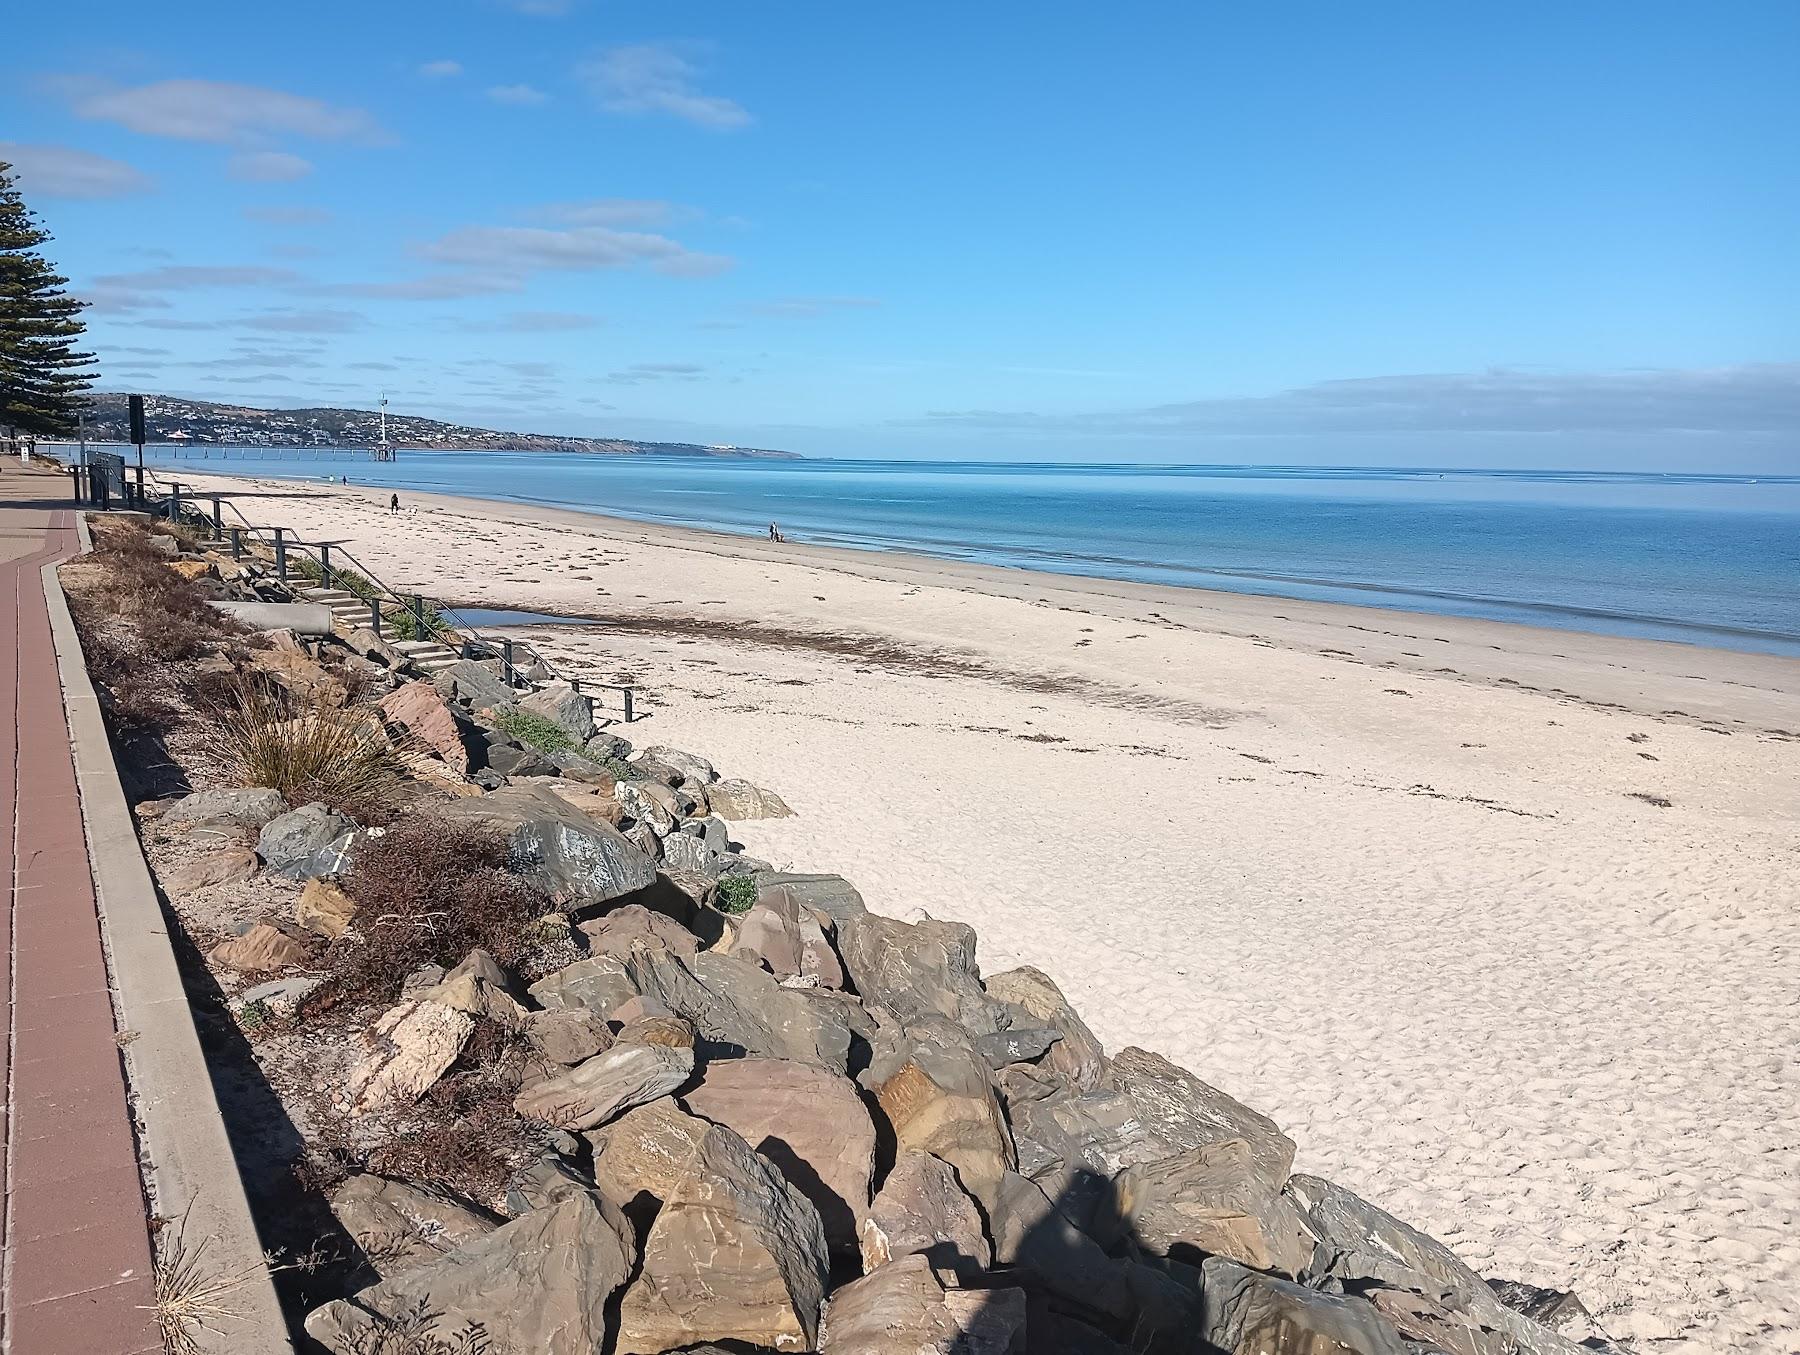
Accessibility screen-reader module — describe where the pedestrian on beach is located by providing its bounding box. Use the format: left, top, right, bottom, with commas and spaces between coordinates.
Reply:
389, 492, 400, 514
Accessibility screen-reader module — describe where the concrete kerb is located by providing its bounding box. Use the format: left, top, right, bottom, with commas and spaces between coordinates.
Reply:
42, 520, 295, 1353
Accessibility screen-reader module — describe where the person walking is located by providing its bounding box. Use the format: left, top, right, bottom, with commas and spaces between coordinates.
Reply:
389, 492, 400, 514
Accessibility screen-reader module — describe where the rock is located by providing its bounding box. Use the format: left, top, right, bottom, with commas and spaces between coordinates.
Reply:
437, 784, 657, 906
642, 745, 717, 785
162, 846, 261, 893
706, 778, 795, 820
533, 779, 623, 824
753, 871, 867, 928
379, 680, 476, 773
1200, 1257, 1409, 1355
859, 1149, 991, 1280
513, 1041, 694, 1130
615, 1123, 830, 1355
235, 974, 322, 1020
209, 919, 313, 972
617, 780, 677, 836
986, 965, 1108, 1090
528, 952, 639, 1016
839, 913, 1007, 1035
544, 748, 617, 785
623, 820, 661, 859
163, 787, 290, 828
519, 682, 596, 742
973, 1025, 1063, 1070
257, 802, 354, 880
247, 644, 347, 705
626, 944, 853, 1070
584, 1097, 714, 1208
1487, 1279, 1618, 1348
1287, 1175, 1587, 1355
1097, 1137, 1317, 1275
1104, 1048, 1296, 1186
434, 657, 515, 708
485, 741, 559, 778
525, 1008, 615, 1065
679, 814, 730, 853
683, 1056, 876, 1260
329, 1173, 501, 1282
660, 831, 722, 877
305, 1190, 634, 1355
629, 753, 689, 788
342, 625, 405, 669
147, 532, 178, 554
346, 999, 476, 1113
418, 949, 529, 1030
731, 890, 844, 988
168, 557, 214, 580
821, 1253, 1027, 1355
867, 1020, 1014, 1213
616, 1014, 696, 1049
295, 877, 359, 938
578, 903, 700, 958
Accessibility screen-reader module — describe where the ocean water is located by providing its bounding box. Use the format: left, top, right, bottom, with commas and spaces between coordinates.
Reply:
133, 447, 1800, 657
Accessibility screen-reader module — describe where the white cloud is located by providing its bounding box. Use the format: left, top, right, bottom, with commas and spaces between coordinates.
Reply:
54, 77, 387, 146
486, 84, 550, 106
419, 60, 464, 79
578, 44, 749, 130
239, 308, 366, 333
0, 142, 154, 199
227, 150, 314, 182
530, 199, 679, 227
607, 361, 705, 384
320, 274, 522, 300
417, 223, 731, 278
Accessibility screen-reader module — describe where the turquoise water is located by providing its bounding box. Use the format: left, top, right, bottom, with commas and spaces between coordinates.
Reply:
136, 447, 1800, 657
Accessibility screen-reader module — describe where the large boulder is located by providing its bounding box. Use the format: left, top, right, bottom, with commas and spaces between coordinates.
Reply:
985, 965, 1108, 1090
839, 913, 1007, 1035
525, 1008, 614, 1065
1200, 1257, 1409, 1355
706, 778, 794, 820
820, 1253, 1027, 1355
866, 1018, 1014, 1213
615, 1123, 830, 1355
163, 787, 289, 828
418, 949, 529, 1030
257, 802, 353, 880
346, 999, 475, 1113
513, 1041, 694, 1131
579, 903, 700, 959
437, 784, 656, 906
379, 680, 476, 773
731, 890, 843, 988
434, 657, 515, 710
753, 872, 867, 928
305, 1191, 635, 1355
584, 1097, 713, 1210
642, 745, 717, 785
528, 952, 639, 1017
660, 831, 722, 877
682, 1057, 875, 1261
328, 1174, 501, 1282
626, 943, 853, 1070
859, 1149, 991, 1281
519, 682, 596, 742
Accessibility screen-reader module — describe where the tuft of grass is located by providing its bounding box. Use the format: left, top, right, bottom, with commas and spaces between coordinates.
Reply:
151, 1202, 292, 1355
382, 602, 446, 644
202, 677, 405, 821
304, 817, 548, 1015
491, 708, 576, 756
714, 873, 759, 915
292, 555, 384, 604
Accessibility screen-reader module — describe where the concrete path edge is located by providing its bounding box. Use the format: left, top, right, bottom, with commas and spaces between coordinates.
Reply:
41, 521, 295, 1352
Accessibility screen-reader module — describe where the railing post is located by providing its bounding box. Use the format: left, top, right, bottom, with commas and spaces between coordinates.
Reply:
210, 494, 223, 533
500, 638, 516, 688
229, 527, 243, 560
412, 593, 426, 636
623, 688, 634, 723
70, 467, 81, 503
369, 598, 382, 635
169, 481, 182, 523
319, 542, 333, 589
273, 527, 287, 579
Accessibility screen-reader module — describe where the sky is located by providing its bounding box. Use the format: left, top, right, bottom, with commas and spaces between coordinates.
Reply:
4, 0, 1797, 469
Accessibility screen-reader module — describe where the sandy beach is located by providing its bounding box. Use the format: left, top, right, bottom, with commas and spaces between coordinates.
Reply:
177, 469, 1799, 1352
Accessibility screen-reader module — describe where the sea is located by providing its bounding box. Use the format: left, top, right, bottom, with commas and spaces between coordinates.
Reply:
130, 447, 1800, 658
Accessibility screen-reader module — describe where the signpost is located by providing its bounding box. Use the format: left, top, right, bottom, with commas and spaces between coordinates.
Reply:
128, 394, 146, 508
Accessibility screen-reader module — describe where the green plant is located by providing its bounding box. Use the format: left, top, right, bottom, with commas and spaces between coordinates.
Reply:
203, 678, 405, 820
293, 555, 384, 603
383, 601, 445, 643
715, 873, 759, 915
492, 708, 576, 756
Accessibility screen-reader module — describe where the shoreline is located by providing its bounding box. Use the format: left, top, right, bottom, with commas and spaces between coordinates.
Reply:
163, 466, 1800, 1352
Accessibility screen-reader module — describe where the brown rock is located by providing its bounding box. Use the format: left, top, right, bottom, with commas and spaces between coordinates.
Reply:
683, 1056, 875, 1260
295, 877, 359, 938
380, 680, 473, 773
578, 903, 700, 958
860, 1149, 991, 1280
584, 1097, 713, 1208
538, 778, 622, 821
1200, 1257, 1409, 1355
418, 949, 529, 1030
821, 1253, 1026, 1355
167, 557, 215, 581
209, 919, 314, 972
616, 1014, 696, 1049
528, 952, 639, 1017
163, 846, 261, 894
625, 943, 853, 1070
248, 644, 347, 706
985, 964, 1108, 1090
329, 1174, 500, 1282
513, 1041, 694, 1131
525, 1008, 615, 1066
705, 778, 794, 820
839, 912, 1007, 1034
869, 1027, 1014, 1214
347, 999, 476, 1113
731, 889, 843, 988
615, 1123, 830, 1355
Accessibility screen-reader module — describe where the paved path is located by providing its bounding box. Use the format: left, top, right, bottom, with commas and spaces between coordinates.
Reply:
0, 463, 159, 1353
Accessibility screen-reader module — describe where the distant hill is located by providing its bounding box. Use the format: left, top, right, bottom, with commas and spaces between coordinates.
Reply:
79, 393, 799, 459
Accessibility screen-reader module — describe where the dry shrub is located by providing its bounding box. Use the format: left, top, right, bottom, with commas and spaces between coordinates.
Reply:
203, 676, 405, 821
306, 818, 548, 1014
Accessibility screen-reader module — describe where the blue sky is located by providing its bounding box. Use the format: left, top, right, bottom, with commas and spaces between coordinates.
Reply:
4, 0, 1796, 467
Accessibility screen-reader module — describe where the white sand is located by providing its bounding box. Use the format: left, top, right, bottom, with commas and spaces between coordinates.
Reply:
185, 470, 1800, 1352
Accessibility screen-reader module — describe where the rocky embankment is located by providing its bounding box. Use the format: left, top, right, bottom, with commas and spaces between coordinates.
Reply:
69, 517, 1627, 1355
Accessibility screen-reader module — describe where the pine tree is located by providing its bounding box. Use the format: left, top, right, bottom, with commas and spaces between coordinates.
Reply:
0, 160, 96, 439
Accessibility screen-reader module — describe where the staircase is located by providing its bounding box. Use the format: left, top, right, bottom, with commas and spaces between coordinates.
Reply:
301, 586, 462, 675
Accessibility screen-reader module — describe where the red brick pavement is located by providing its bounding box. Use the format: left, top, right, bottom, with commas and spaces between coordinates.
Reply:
2, 471, 160, 1354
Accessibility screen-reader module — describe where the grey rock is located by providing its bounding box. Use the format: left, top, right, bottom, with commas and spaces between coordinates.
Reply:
437, 784, 657, 906
164, 787, 289, 828
525, 1008, 615, 1065
328, 1174, 501, 1282
514, 1041, 694, 1131
584, 731, 632, 761
617, 780, 676, 836
820, 1253, 1026, 1355
235, 974, 323, 1020
660, 831, 722, 877
679, 814, 730, 852
642, 745, 717, 785
706, 778, 795, 820
305, 1191, 635, 1355
485, 742, 558, 778
578, 903, 700, 959
753, 871, 867, 928
528, 953, 640, 1017
543, 748, 615, 784
256, 802, 354, 880
1200, 1257, 1409, 1355
434, 657, 516, 709
148, 532, 178, 554
859, 1149, 991, 1281
505, 1154, 595, 1217
839, 912, 1008, 1035
623, 821, 661, 859
346, 625, 408, 669
986, 965, 1108, 1090
974, 1025, 1063, 1069
731, 890, 844, 988
626, 943, 853, 1070
519, 682, 595, 742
